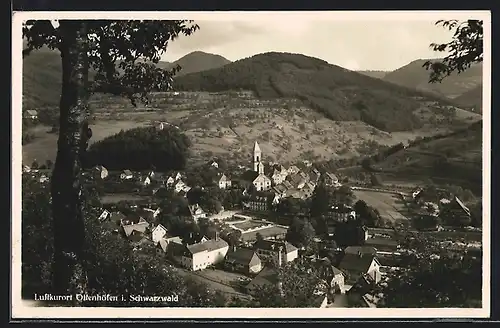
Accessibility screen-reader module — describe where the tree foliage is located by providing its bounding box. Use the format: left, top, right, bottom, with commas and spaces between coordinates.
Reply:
85, 126, 191, 171
424, 20, 483, 83
377, 231, 482, 307
286, 217, 316, 249
23, 19, 199, 295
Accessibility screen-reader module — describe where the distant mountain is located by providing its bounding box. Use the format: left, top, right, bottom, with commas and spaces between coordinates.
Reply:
453, 84, 483, 113
357, 70, 389, 79
174, 51, 457, 132
382, 59, 483, 99
171, 51, 231, 76
22, 49, 230, 108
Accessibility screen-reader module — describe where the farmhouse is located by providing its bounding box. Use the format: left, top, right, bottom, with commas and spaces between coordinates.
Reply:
188, 204, 208, 221
338, 252, 382, 285
216, 174, 232, 189
151, 224, 168, 244
224, 247, 263, 275
180, 237, 229, 271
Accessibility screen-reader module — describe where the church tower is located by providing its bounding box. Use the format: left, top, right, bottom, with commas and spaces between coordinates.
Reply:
253, 141, 264, 175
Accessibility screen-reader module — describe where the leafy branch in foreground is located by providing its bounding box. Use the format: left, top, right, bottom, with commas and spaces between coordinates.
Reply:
424, 19, 483, 83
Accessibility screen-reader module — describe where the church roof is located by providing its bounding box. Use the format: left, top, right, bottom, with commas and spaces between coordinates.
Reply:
253, 141, 261, 153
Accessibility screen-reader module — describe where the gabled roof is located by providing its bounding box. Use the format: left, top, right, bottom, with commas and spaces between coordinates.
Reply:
454, 196, 471, 215
325, 172, 338, 180
186, 238, 229, 255
26, 109, 38, 116
122, 169, 133, 176
246, 267, 279, 291
348, 273, 376, 296
338, 253, 377, 274
345, 246, 377, 256
283, 181, 293, 189
225, 248, 261, 266
253, 173, 271, 183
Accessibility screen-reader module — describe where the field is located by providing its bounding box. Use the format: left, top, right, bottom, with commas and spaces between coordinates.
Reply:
22, 90, 481, 167
352, 190, 409, 224
240, 226, 288, 242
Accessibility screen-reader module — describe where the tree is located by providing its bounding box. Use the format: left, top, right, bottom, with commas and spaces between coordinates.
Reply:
286, 217, 316, 249
310, 183, 330, 218
377, 232, 482, 307
23, 19, 199, 295
253, 259, 325, 307
424, 20, 483, 83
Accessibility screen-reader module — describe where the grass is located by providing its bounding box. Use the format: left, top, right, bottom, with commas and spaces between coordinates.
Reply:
352, 190, 409, 224
240, 226, 288, 242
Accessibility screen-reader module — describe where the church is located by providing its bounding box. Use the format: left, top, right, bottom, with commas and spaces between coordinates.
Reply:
240, 141, 272, 192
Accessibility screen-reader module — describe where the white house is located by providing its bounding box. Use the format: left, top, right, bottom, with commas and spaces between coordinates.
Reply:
152, 224, 168, 244
93, 165, 109, 180
180, 237, 229, 271
252, 174, 272, 191
174, 180, 188, 193
98, 209, 111, 223
271, 169, 287, 185
210, 161, 219, 168
338, 253, 382, 285
165, 176, 176, 187
120, 170, 133, 180
23, 109, 38, 120
142, 176, 151, 186
188, 204, 207, 221
217, 174, 232, 189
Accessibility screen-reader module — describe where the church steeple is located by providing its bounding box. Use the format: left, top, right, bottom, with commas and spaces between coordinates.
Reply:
253, 141, 264, 174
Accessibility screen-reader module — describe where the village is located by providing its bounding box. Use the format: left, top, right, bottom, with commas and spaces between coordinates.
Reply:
22, 138, 482, 308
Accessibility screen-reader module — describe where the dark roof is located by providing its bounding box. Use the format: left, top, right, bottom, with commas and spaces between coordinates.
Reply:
241, 170, 259, 182
348, 273, 376, 296
338, 253, 376, 274
254, 240, 298, 253
246, 267, 279, 291
128, 230, 145, 242
225, 248, 261, 266
344, 246, 377, 256
364, 237, 399, 248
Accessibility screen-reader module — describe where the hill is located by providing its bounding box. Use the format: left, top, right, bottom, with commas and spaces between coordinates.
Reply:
22, 49, 230, 108
174, 52, 460, 132
357, 70, 389, 79
367, 121, 482, 193
382, 59, 483, 99
453, 84, 483, 114
171, 51, 231, 76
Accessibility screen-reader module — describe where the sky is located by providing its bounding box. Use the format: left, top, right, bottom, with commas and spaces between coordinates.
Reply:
160, 18, 457, 71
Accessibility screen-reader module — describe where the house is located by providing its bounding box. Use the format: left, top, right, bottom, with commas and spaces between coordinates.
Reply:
282, 180, 294, 190
210, 161, 219, 168
174, 180, 189, 193
412, 188, 423, 200
151, 224, 168, 244
324, 172, 339, 186
128, 230, 152, 248
287, 165, 300, 175
138, 207, 161, 223
307, 168, 321, 184
180, 237, 229, 271
120, 170, 133, 180
23, 109, 38, 120
253, 174, 272, 192
39, 175, 49, 183
311, 257, 346, 294
243, 196, 269, 212
338, 253, 382, 285
188, 204, 208, 221
245, 267, 279, 295
142, 176, 151, 186
327, 205, 356, 222
272, 184, 288, 198
217, 174, 232, 189
254, 240, 299, 267
165, 176, 176, 187
120, 216, 150, 238
224, 247, 263, 275
287, 173, 306, 190
271, 169, 287, 185
157, 234, 183, 255
174, 172, 183, 181
97, 209, 111, 223
23, 165, 31, 173
93, 165, 109, 180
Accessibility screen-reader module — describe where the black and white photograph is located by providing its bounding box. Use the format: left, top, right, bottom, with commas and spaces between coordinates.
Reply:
12, 10, 491, 319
